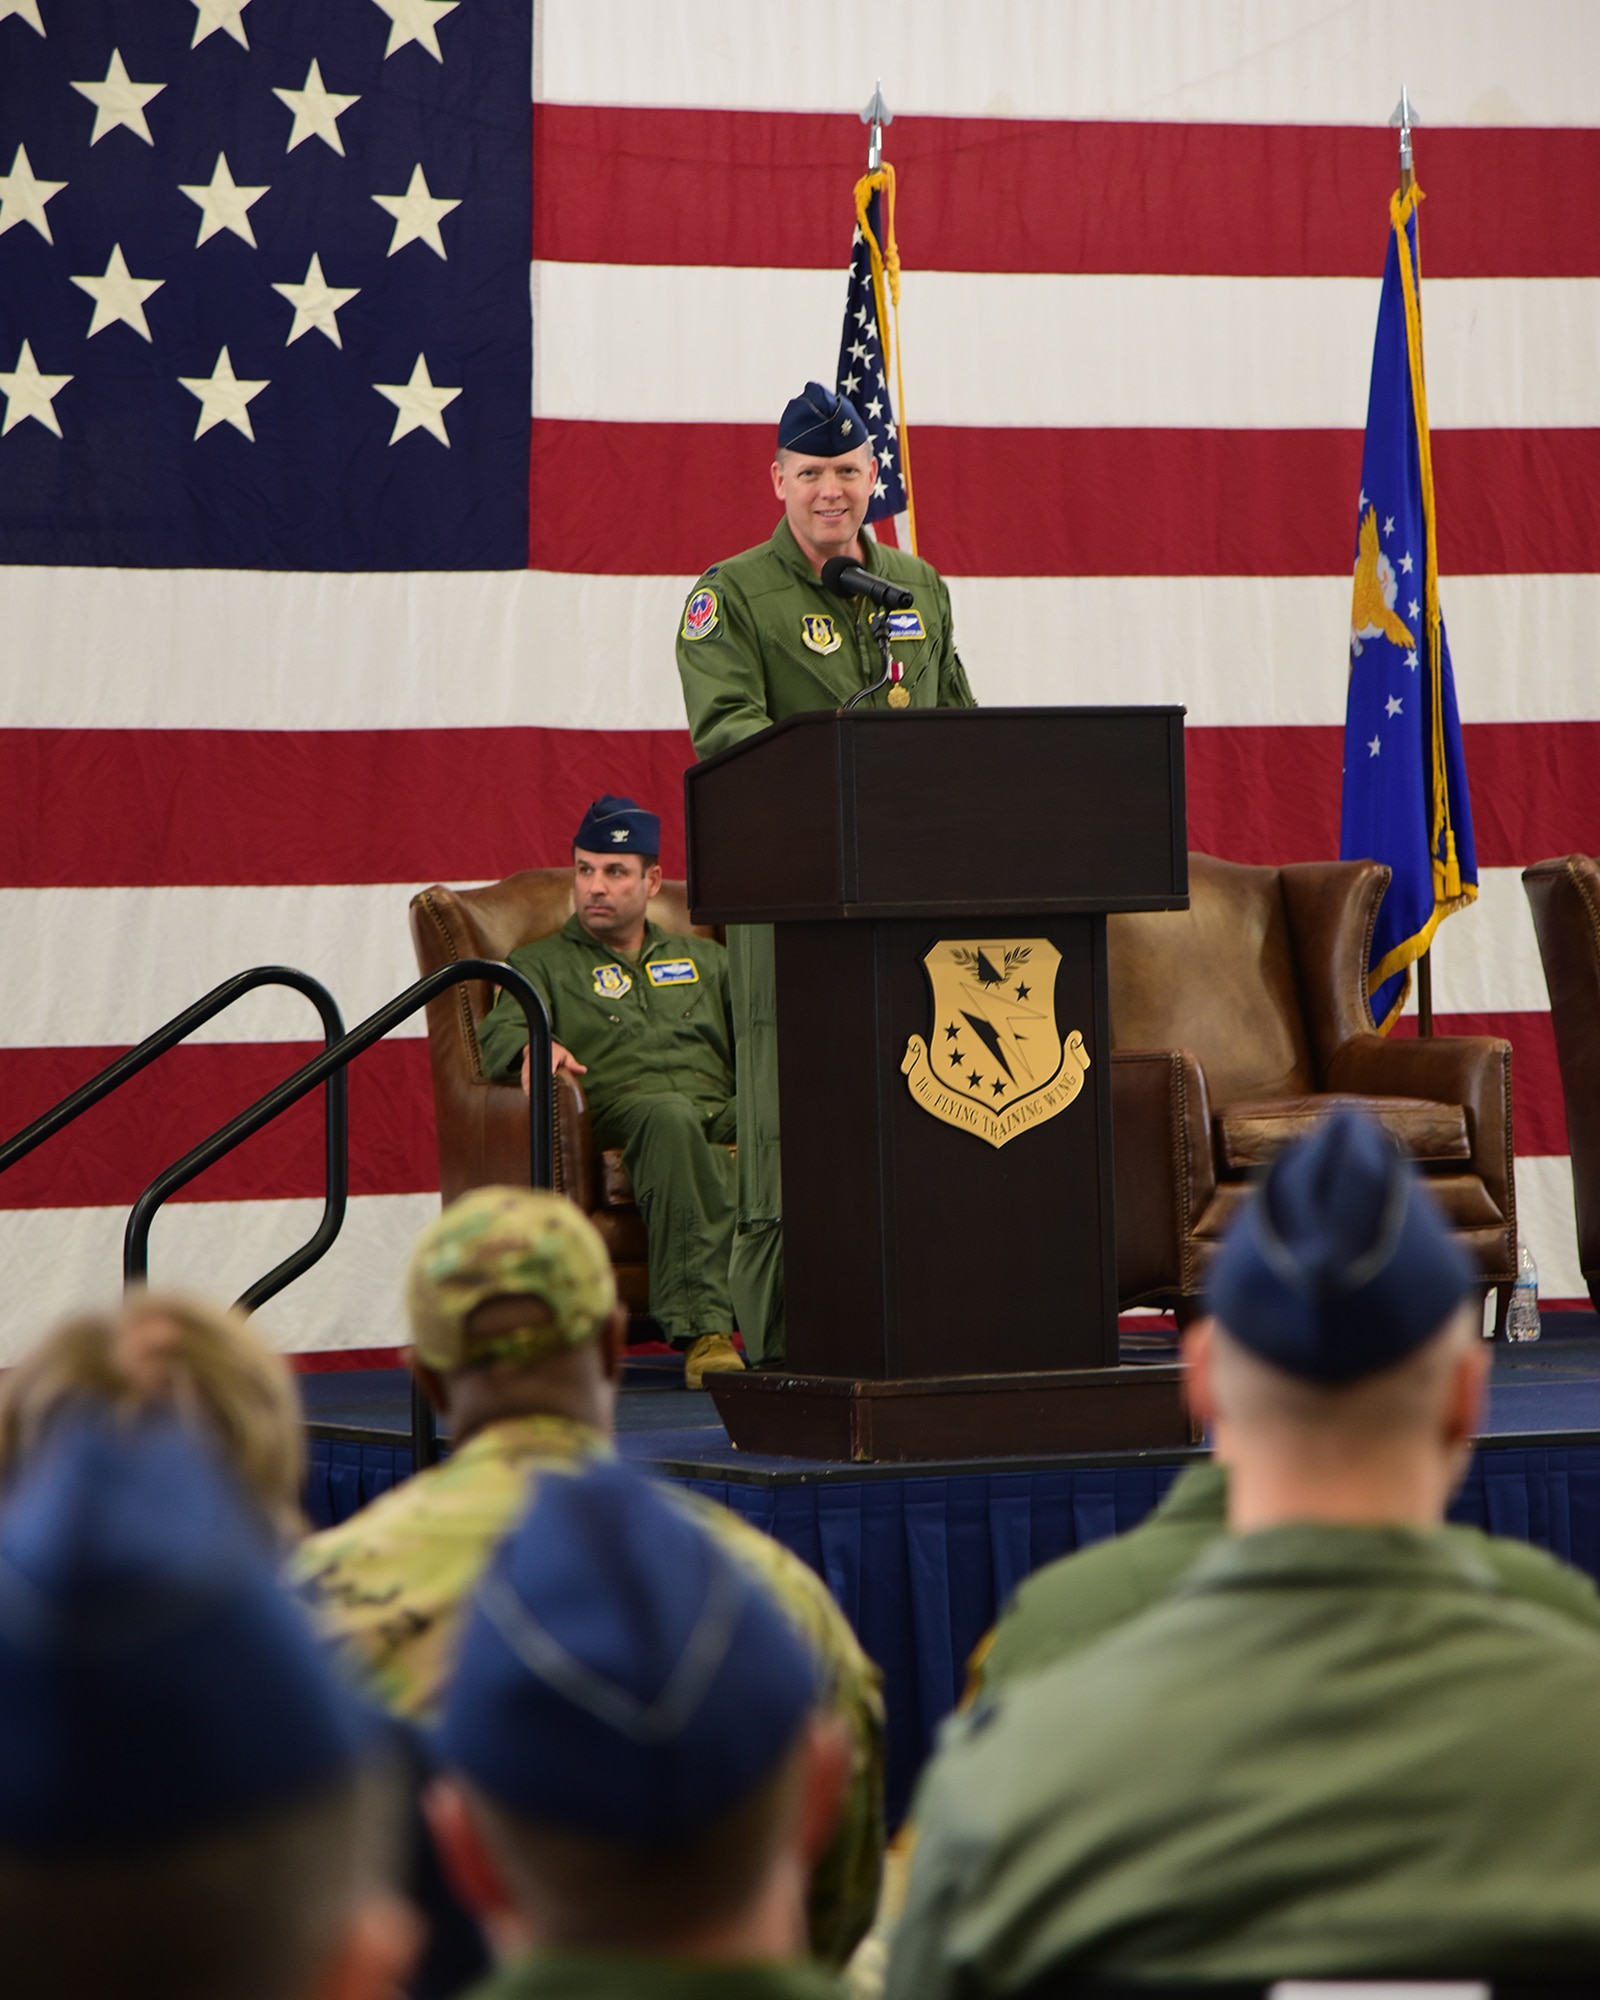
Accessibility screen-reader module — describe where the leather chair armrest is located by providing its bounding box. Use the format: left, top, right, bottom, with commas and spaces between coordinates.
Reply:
1325, 1031, 1516, 1231
1112, 1049, 1215, 1304
1280, 859, 1390, 1070
553, 1070, 595, 1210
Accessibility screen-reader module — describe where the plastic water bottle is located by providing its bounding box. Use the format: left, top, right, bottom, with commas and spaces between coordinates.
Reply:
1505, 1237, 1542, 1344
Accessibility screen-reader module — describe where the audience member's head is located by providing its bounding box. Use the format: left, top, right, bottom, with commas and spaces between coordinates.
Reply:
429, 1458, 850, 1963
1186, 1108, 1484, 1530
0, 1289, 305, 1543
0, 1412, 415, 2000
407, 1186, 628, 1445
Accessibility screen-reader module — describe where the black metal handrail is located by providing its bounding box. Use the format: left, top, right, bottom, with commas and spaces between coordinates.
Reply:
0, 969, 350, 1301
125, 960, 553, 1314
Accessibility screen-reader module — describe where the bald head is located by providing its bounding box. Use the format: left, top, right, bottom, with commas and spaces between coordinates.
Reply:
1186, 1304, 1489, 1534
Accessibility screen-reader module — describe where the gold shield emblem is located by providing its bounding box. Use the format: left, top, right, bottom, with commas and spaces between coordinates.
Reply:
901, 939, 1089, 1150
801, 614, 841, 655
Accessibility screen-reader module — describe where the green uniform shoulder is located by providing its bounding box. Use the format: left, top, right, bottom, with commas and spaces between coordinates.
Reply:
1453, 1524, 1600, 1631
978, 1461, 1225, 1691
469, 1948, 844, 1999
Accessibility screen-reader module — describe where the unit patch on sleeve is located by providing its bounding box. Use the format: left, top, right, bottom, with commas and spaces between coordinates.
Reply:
592, 963, 633, 998
886, 609, 926, 640
647, 959, 700, 986
682, 587, 719, 640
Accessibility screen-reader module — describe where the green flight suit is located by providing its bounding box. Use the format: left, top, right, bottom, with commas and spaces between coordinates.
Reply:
475, 918, 736, 1345
891, 1523, 1600, 1994
976, 1458, 1600, 1691
465, 1952, 842, 2000
292, 1412, 886, 1967
676, 517, 976, 1361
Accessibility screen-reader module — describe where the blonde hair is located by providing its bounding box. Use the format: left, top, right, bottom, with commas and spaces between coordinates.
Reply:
0, 1290, 306, 1542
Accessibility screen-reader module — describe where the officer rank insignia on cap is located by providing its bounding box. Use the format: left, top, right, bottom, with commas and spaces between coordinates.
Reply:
593, 963, 632, 998
682, 587, 718, 641
802, 614, 841, 655
887, 609, 926, 640
647, 959, 699, 987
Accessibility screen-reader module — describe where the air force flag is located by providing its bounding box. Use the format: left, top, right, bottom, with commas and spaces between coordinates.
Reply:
1341, 184, 1477, 1032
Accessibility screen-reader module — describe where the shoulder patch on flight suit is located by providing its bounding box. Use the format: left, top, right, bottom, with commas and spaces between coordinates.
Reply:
647, 959, 700, 987
682, 587, 719, 640
592, 963, 632, 998
887, 608, 926, 640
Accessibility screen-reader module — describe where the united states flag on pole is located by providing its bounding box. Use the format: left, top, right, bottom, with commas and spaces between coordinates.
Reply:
4, 4, 1600, 1356
835, 173, 909, 541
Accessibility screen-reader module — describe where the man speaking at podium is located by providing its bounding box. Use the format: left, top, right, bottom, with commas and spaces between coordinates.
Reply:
676, 382, 976, 1363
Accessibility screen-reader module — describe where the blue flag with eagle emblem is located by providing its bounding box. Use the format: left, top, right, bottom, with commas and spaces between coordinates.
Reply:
1340, 184, 1477, 1033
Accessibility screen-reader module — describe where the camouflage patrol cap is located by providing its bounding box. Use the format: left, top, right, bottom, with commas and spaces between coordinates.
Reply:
407, 1186, 617, 1373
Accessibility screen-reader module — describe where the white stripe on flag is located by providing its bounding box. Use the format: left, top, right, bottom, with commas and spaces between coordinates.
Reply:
533, 265, 1600, 430
0, 1194, 437, 1365
7, 571, 1600, 731
535, 0, 1600, 128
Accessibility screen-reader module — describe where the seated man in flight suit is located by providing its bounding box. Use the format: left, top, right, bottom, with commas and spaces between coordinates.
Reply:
474, 794, 742, 1389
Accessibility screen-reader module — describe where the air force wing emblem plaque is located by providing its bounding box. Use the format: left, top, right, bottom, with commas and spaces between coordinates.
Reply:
901, 939, 1089, 1150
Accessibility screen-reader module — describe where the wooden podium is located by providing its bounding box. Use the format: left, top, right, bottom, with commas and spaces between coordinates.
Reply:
686, 706, 1194, 1462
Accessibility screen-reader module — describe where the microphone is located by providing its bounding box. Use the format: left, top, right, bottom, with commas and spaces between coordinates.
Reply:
820, 556, 914, 611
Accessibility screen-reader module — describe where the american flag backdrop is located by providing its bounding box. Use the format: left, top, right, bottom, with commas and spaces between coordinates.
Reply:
1, 1, 1598, 1358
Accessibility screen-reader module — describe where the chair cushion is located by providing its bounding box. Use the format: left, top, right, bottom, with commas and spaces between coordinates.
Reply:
1216, 1093, 1471, 1171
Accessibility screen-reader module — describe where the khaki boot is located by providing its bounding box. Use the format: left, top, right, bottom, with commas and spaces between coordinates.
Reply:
683, 1333, 745, 1391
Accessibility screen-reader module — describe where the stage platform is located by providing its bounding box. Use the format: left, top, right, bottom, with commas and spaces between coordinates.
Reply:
301, 1315, 1600, 1821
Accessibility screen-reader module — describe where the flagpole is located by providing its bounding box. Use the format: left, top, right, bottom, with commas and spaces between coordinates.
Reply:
1393, 83, 1433, 1038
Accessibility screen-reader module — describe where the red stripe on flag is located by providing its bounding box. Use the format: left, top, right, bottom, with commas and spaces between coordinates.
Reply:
0, 728, 697, 888
0, 1012, 1567, 1210
1187, 723, 1600, 870
1393, 1010, 1567, 1158
529, 420, 1600, 579
0, 1041, 436, 1209
3, 722, 1597, 889
534, 108, 1600, 279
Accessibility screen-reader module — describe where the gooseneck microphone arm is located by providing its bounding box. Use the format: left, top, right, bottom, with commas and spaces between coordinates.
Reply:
843, 606, 899, 711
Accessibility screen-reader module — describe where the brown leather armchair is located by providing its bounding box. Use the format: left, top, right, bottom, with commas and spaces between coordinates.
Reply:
1110, 852, 1517, 1314
408, 869, 719, 1315
1522, 855, 1600, 1312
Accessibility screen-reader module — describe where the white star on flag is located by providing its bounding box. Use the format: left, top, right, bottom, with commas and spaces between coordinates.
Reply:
372, 164, 459, 258
1408, 598, 1420, 619
1367, 736, 1381, 757
180, 153, 270, 247
1399, 551, 1414, 573
374, 353, 460, 445
72, 50, 165, 147
0, 340, 71, 437
841, 371, 860, 395
373, 0, 459, 61
274, 58, 359, 155
71, 244, 163, 341
272, 254, 359, 346
1382, 516, 1394, 535
190, 0, 251, 48
1404, 649, 1419, 670
866, 396, 883, 419
0, 143, 66, 242
0, 0, 45, 35
180, 346, 269, 439
1385, 695, 1403, 717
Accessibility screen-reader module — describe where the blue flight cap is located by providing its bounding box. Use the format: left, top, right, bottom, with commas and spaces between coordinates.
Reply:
0, 1413, 375, 1854
574, 794, 661, 857
1207, 1107, 1475, 1383
777, 381, 870, 458
437, 1460, 820, 1845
